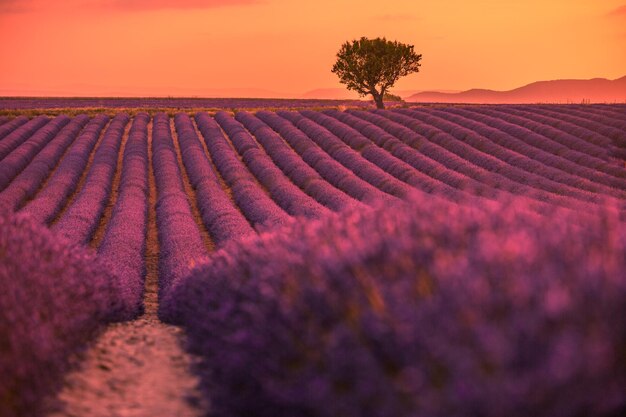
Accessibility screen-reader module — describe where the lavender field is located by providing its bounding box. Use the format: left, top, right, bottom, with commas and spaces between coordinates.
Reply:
1, 104, 625, 417
0, 97, 371, 114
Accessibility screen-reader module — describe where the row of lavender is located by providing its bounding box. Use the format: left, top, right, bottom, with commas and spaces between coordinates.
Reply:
0, 114, 142, 417
163, 194, 626, 417
155, 104, 626, 417
1, 104, 625, 300
0, 97, 370, 110
0, 105, 625, 219
0, 105, 624, 272
0, 104, 625, 416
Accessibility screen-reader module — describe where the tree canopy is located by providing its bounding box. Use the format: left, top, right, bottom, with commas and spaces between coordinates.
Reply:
332, 37, 422, 109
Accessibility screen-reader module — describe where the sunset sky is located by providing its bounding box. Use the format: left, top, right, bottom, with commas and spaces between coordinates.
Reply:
1, 0, 625, 97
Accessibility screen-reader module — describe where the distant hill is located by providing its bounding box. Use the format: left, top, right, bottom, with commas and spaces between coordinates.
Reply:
407, 76, 626, 104
394, 89, 460, 98
0, 85, 291, 99
300, 88, 460, 100
300, 88, 362, 100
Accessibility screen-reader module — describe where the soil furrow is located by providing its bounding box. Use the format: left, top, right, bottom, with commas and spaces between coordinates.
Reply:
16, 117, 97, 211
44, 118, 208, 417
89, 121, 132, 249
49, 119, 111, 226
191, 115, 237, 204
170, 117, 215, 254
144, 119, 159, 317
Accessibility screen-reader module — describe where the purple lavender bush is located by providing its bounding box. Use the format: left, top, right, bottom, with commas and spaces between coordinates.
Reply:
203, 112, 328, 220
256, 110, 391, 205
0, 209, 128, 417
0, 115, 90, 211
0, 116, 69, 192
52, 113, 129, 244
19, 114, 109, 224
97, 113, 150, 319
152, 112, 208, 299
235, 111, 360, 212
0, 116, 28, 141
163, 194, 626, 417
0, 115, 49, 161
177, 113, 256, 244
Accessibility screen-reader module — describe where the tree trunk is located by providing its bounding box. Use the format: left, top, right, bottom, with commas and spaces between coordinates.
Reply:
372, 92, 385, 109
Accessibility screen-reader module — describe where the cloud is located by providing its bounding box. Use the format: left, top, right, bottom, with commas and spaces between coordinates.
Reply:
0, 0, 262, 14
106, 0, 263, 12
0, 0, 102, 13
0, 0, 32, 13
607, 4, 626, 17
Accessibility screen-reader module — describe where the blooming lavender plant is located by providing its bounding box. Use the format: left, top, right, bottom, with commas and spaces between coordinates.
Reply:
257, 110, 390, 205
235, 111, 359, 211
52, 113, 129, 244
200, 112, 328, 219
0, 209, 129, 417
278, 110, 410, 199
98, 113, 150, 319
302, 109, 464, 200
0, 115, 90, 211
0, 115, 49, 161
491, 105, 626, 160
205, 111, 290, 228
163, 193, 626, 417
441, 106, 622, 180
0, 115, 28, 141
374, 109, 604, 210
152, 112, 208, 300
19, 115, 109, 224
0, 116, 70, 192
420, 107, 626, 198
0, 97, 371, 111
176, 112, 256, 245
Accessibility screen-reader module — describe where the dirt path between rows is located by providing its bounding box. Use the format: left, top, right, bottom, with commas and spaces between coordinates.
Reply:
45, 120, 208, 417
45, 317, 207, 417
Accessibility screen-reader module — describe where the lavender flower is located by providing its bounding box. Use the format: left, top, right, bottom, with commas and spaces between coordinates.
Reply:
163, 193, 626, 417
0, 209, 129, 417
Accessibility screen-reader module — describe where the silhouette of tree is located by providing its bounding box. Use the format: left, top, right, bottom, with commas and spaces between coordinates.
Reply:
332, 37, 422, 109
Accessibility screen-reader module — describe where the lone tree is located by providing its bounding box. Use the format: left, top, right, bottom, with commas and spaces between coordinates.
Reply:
332, 37, 422, 109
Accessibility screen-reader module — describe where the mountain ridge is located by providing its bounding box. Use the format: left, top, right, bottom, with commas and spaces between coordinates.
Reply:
407, 76, 626, 104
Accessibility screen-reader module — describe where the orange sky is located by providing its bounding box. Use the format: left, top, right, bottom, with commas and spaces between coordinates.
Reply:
0, 0, 625, 97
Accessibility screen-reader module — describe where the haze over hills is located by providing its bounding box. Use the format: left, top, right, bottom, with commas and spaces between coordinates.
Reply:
299, 88, 460, 100
0, 84, 454, 101
300, 88, 361, 100
407, 76, 626, 104
0, 84, 291, 99
2, 77, 625, 103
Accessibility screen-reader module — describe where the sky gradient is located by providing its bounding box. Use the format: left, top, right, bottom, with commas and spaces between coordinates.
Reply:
1, 0, 625, 97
